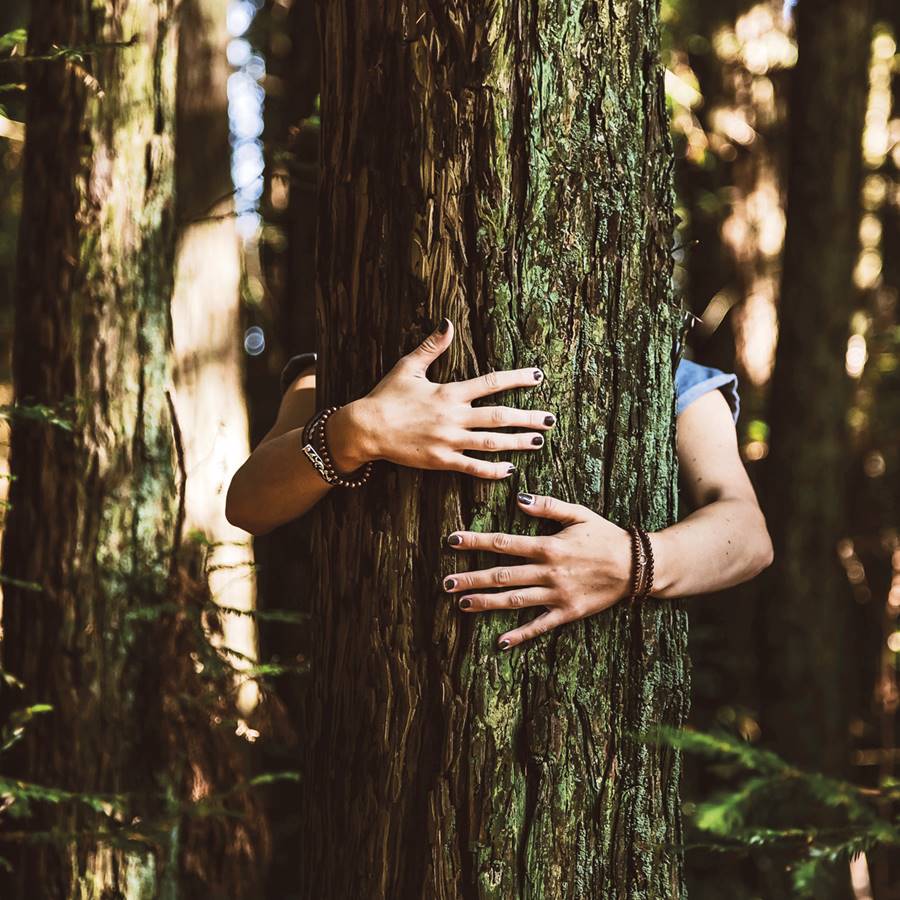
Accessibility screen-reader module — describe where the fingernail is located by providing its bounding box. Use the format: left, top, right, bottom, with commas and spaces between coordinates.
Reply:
446, 533, 462, 546
444, 577, 456, 590
498, 639, 510, 650
533, 368, 543, 381
438, 317, 450, 334
517, 492, 534, 505
458, 597, 471, 609
531, 435, 543, 447
544, 414, 556, 427
506, 465, 516, 477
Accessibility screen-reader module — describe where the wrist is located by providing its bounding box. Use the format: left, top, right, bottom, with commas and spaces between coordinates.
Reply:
613, 526, 635, 602
645, 529, 675, 598
324, 399, 379, 474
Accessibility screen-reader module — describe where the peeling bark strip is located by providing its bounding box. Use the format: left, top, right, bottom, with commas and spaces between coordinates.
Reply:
1, 2, 180, 897
298, 2, 685, 898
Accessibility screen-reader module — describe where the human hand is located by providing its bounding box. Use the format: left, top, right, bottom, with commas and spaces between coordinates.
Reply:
443, 492, 635, 648
343, 319, 555, 479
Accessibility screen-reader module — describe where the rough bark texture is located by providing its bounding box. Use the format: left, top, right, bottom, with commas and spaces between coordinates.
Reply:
758, 1, 872, 896
2, 2, 183, 896
296, 2, 685, 897
0, 0, 266, 900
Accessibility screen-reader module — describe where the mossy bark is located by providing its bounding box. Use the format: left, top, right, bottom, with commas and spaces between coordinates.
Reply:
296, 2, 686, 897
0, 3, 180, 897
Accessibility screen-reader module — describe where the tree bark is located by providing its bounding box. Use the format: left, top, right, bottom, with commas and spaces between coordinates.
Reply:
0, 2, 181, 895
297, 2, 686, 897
0, 3, 268, 897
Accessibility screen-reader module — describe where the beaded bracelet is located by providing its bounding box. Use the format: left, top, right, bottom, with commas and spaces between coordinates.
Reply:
301, 405, 374, 488
626, 524, 655, 602
637, 526, 655, 599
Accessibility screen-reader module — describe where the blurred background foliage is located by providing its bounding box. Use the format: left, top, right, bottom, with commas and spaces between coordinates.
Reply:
1, 0, 899, 896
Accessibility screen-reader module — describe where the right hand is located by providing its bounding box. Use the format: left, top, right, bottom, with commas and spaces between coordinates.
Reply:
329, 318, 555, 480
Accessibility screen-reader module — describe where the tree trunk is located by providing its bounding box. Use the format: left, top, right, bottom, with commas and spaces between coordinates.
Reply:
0, 2, 181, 896
297, 2, 686, 897
169, 0, 271, 894
171, 0, 260, 716
762, 0, 871, 778
0, 3, 267, 897
249, 2, 321, 893
759, 0, 872, 895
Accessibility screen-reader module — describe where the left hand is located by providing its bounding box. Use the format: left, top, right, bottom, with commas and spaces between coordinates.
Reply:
443, 492, 634, 649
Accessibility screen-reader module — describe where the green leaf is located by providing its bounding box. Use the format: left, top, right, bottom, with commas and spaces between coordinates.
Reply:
0, 29, 26, 53
0, 402, 73, 431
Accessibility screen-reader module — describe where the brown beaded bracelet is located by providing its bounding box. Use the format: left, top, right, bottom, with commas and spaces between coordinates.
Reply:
626, 524, 655, 602
301, 405, 374, 488
638, 526, 655, 599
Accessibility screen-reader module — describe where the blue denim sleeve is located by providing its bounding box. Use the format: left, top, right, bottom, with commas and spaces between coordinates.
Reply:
675, 358, 740, 425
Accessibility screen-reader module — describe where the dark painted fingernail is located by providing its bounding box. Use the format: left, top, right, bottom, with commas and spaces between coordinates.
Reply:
506, 465, 516, 477
533, 368, 543, 381
517, 492, 534, 505
498, 639, 511, 650
444, 577, 456, 590
458, 597, 471, 609
531, 435, 543, 447
446, 533, 462, 546
438, 317, 450, 334
544, 414, 556, 427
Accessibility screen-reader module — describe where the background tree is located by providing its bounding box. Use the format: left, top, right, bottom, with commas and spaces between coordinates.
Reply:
248, 0, 321, 889
0, 3, 267, 896
295, 1, 686, 896
759, 0, 874, 895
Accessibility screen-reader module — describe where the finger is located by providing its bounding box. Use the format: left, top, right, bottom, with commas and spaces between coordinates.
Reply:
453, 430, 546, 453
456, 587, 554, 613
446, 529, 546, 559
442, 564, 548, 593
399, 318, 454, 375
498, 608, 570, 650
463, 406, 556, 431
516, 492, 588, 526
441, 453, 517, 481
452, 366, 545, 401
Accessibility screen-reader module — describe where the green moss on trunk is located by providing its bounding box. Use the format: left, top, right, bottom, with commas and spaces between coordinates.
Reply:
0, 3, 180, 896
297, 2, 686, 897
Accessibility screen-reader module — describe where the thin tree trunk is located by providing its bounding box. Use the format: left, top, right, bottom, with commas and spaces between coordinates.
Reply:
297, 2, 686, 897
762, 0, 872, 776
250, 2, 321, 892
759, 0, 872, 896
169, 0, 270, 893
172, 0, 260, 716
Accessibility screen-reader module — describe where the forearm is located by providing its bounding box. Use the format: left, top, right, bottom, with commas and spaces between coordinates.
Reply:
647, 498, 773, 599
225, 402, 373, 535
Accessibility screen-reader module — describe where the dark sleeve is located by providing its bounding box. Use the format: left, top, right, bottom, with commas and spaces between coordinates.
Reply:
279, 352, 317, 395
674, 358, 740, 425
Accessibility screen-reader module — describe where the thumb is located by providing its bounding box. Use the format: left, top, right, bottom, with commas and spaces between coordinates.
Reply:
516, 492, 588, 526
401, 318, 453, 375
